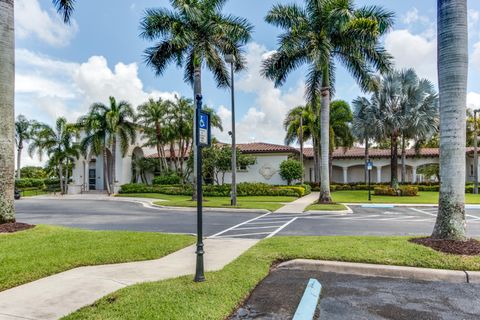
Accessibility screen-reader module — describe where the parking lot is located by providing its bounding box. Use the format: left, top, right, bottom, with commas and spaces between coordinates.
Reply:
15, 199, 480, 238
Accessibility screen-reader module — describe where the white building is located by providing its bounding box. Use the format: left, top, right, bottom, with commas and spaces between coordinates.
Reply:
69, 139, 478, 194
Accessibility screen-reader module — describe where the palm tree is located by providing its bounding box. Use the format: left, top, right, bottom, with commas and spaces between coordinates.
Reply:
284, 105, 315, 183
28, 117, 80, 194
140, 0, 252, 198
0, 0, 75, 223
329, 100, 354, 180
262, 0, 393, 203
15, 115, 37, 179
432, 0, 468, 240
80, 97, 136, 194
399, 71, 438, 183
137, 98, 171, 171
352, 97, 377, 182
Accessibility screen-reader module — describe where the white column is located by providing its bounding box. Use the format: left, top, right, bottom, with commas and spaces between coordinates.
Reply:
376, 166, 382, 183
412, 166, 417, 183
343, 167, 348, 184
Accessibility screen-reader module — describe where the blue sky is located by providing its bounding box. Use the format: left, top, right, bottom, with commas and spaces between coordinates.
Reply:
15, 0, 480, 165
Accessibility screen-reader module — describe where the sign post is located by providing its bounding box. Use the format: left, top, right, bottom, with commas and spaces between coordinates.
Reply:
194, 95, 210, 283
367, 160, 373, 202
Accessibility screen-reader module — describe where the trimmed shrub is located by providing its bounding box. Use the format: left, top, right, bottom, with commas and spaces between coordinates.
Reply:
153, 173, 181, 185
374, 186, 397, 196
15, 178, 45, 189
277, 186, 305, 197
399, 186, 418, 196
374, 186, 418, 196
279, 160, 303, 185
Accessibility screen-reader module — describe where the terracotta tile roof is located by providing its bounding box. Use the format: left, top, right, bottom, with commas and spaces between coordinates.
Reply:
302, 147, 476, 159
146, 142, 298, 159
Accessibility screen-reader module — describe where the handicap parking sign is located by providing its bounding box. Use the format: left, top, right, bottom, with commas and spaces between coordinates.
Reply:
198, 110, 211, 146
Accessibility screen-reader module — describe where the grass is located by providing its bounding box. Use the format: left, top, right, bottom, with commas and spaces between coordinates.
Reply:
305, 203, 348, 211
0, 225, 195, 292
21, 189, 49, 197
117, 193, 297, 211
65, 236, 480, 320
331, 190, 480, 204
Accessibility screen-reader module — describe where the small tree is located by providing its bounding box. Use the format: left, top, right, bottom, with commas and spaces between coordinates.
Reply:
280, 159, 303, 186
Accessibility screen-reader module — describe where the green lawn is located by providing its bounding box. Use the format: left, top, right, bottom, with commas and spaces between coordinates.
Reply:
65, 236, 480, 320
117, 193, 297, 211
0, 225, 195, 292
331, 190, 480, 204
21, 189, 49, 197
305, 203, 348, 211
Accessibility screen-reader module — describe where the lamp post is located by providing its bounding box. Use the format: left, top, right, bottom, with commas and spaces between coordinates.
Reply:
225, 54, 237, 206
474, 109, 480, 194
194, 94, 205, 283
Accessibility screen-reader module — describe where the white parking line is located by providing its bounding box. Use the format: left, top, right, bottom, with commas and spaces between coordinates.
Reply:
410, 208, 437, 216
266, 217, 298, 238
233, 225, 283, 231
213, 231, 272, 238
208, 212, 271, 238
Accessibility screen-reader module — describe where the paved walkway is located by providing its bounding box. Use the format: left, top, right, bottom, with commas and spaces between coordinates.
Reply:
273, 192, 319, 214
0, 238, 258, 320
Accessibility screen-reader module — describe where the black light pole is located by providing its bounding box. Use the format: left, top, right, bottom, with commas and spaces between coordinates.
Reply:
474, 109, 480, 194
194, 94, 205, 282
225, 54, 237, 206
368, 161, 372, 201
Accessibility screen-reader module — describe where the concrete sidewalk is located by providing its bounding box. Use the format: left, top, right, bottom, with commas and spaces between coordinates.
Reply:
274, 192, 319, 214
0, 238, 258, 320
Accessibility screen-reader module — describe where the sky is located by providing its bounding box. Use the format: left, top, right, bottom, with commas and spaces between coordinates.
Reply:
15, 0, 480, 166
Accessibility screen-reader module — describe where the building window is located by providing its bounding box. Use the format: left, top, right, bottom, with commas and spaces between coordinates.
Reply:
238, 164, 248, 172
471, 164, 474, 177
309, 168, 313, 182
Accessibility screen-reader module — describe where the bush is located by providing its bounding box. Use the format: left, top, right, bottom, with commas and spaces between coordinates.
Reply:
153, 173, 181, 185
119, 182, 301, 197
15, 178, 45, 189
374, 186, 418, 196
277, 186, 306, 197
279, 160, 303, 185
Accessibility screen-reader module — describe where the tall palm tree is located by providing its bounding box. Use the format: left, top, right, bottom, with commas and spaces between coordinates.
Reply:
15, 115, 36, 179
137, 98, 171, 171
141, 0, 252, 198
284, 105, 315, 184
0, 0, 75, 223
28, 117, 80, 194
352, 97, 377, 182
432, 0, 468, 240
262, 0, 393, 203
80, 97, 136, 194
329, 100, 354, 180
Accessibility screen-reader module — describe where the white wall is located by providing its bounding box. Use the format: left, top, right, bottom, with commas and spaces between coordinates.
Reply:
223, 153, 290, 185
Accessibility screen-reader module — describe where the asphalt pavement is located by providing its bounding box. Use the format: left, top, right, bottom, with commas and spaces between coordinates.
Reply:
14, 199, 480, 237
230, 268, 480, 319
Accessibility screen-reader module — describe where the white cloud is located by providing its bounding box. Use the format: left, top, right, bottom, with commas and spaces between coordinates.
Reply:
384, 29, 437, 83
15, 0, 78, 47
467, 92, 480, 110
402, 8, 430, 26
213, 43, 305, 145
472, 42, 480, 72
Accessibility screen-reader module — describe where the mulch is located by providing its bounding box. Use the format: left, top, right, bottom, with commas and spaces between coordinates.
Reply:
0, 222, 35, 234
410, 237, 480, 256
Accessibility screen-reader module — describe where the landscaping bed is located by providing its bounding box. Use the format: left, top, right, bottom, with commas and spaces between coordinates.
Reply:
410, 237, 480, 256
0, 225, 195, 291
331, 190, 480, 204
65, 236, 480, 320
305, 203, 348, 211
0, 222, 35, 233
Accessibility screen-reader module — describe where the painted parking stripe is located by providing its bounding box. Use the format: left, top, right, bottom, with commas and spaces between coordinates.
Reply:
208, 212, 272, 238
213, 231, 272, 238
293, 278, 322, 320
266, 217, 298, 238
233, 225, 283, 231
361, 204, 395, 208
410, 208, 437, 216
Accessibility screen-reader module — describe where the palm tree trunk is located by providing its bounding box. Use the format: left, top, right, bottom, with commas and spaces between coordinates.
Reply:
111, 135, 116, 193
103, 146, 111, 195
432, 0, 468, 240
299, 116, 304, 184
0, 0, 15, 223
319, 69, 333, 203
192, 65, 202, 200
313, 137, 319, 183
64, 159, 69, 194
17, 144, 23, 180
401, 135, 406, 183
58, 162, 64, 195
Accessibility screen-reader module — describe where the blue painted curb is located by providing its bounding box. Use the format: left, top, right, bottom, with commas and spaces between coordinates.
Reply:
361, 204, 395, 208
293, 278, 322, 320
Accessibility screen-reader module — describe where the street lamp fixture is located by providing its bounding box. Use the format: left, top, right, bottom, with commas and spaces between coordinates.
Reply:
225, 54, 237, 206
474, 109, 480, 194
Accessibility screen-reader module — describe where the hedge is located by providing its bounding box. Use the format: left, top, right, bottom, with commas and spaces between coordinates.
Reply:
119, 182, 311, 198
153, 173, 181, 185
15, 178, 45, 189
374, 186, 419, 197
309, 182, 477, 193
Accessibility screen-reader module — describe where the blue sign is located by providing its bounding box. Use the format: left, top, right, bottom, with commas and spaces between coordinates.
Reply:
197, 110, 211, 146
367, 161, 373, 170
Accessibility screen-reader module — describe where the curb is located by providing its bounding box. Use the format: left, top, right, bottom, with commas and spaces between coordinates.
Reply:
278, 259, 480, 284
